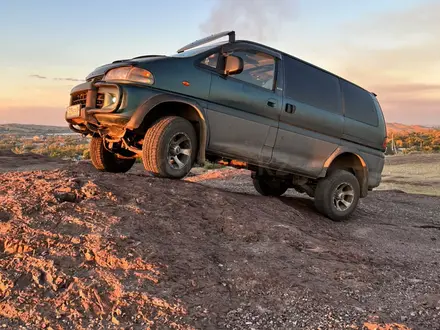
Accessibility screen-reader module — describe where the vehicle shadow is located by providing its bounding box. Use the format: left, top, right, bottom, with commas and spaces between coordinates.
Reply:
277, 194, 316, 214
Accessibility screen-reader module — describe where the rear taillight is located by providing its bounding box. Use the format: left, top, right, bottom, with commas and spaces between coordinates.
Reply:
382, 137, 388, 151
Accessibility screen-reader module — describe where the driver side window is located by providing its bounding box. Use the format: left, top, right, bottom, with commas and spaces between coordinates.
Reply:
201, 53, 219, 69
228, 50, 276, 90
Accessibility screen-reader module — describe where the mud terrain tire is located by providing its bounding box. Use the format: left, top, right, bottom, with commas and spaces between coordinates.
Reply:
253, 177, 289, 197
314, 169, 360, 221
142, 116, 197, 179
90, 137, 135, 173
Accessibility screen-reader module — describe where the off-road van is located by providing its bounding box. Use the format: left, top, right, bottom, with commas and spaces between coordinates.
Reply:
65, 31, 387, 221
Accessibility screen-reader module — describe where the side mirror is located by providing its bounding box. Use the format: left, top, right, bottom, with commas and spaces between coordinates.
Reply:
223, 55, 244, 75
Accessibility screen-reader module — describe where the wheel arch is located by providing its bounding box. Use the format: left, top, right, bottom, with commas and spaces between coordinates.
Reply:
126, 94, 208, 164
321, 151, 369, 198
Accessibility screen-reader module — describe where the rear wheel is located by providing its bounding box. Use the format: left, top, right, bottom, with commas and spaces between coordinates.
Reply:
90, 137, 135, 173
253, 176, 289, 197
314, 169, 360, 221
142, 116, 197, 179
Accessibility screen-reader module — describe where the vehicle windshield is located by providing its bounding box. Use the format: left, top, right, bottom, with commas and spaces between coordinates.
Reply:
170, 42, 225, 58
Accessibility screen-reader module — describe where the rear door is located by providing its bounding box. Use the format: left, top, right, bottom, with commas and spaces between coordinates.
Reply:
271, 56, 344, 176
204, 45, 283, 164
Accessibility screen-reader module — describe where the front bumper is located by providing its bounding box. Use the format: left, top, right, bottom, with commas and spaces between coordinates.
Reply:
65, 80, 157, 135
66, 81, 125, 126
66, 106, 131, 132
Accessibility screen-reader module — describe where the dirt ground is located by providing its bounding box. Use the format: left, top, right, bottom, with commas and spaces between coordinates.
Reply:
0, 153, 439, 330
378, 154, 440, 196
0, 150, 67, 173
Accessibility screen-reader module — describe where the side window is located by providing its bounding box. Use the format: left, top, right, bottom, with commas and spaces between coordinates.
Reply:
229, 50, 276, 90
201, 53, 219, 68
341, 80, 379, 126
284, 57, 341, 114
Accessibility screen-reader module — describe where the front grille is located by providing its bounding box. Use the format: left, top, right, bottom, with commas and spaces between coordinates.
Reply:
71, 91, 87, 107
71, 91, 106, 109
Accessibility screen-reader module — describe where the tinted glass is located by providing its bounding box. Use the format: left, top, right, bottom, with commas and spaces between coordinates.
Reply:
341, 80, 378, 126
201, 53, 219, 68
229, 50, 276, 90
284, 57, 341, 113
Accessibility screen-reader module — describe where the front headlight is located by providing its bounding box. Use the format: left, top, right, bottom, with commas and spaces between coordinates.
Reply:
103, 66, 154, 85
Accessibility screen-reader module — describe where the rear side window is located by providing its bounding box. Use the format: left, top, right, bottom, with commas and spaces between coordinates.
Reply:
284, 57, 341, 114
341, 80, 378, 126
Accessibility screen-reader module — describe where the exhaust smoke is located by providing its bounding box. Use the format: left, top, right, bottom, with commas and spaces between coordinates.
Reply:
200, 0, 299, 42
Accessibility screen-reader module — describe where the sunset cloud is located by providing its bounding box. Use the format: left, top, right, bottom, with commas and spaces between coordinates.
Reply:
53, 77, 83, 82
327, 1, 440, 124
29, 74, 47, 80
29, 75, 83, 82
371, 84, 440, 94
379, 98, 440, 126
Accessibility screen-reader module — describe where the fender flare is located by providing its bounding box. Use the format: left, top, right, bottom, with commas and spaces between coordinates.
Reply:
125, 94, 209, 163
320, 148, 369, 198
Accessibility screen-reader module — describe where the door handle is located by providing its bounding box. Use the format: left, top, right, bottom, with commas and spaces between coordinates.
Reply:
267, 99, 277, 108
285, 103, 296, 114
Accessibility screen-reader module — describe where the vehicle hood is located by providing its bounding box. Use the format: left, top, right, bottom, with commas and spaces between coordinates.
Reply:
85, 55, 167, 81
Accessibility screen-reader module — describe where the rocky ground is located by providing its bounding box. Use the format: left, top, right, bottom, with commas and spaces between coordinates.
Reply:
0, 153, 439, 329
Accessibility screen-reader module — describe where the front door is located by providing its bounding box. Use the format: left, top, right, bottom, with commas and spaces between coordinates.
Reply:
205, 47, 283, 164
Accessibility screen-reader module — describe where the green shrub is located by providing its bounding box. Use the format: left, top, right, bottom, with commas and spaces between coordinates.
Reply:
82, 149, 90, 159
203, 161, 224, 170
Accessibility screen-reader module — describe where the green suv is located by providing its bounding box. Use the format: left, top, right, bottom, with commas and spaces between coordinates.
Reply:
65, 31, 387, 221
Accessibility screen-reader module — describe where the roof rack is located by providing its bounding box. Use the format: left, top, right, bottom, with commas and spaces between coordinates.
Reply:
177, 31, 235, 53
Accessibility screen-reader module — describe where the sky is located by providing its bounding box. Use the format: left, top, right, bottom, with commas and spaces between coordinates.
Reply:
0, 0, 439, 126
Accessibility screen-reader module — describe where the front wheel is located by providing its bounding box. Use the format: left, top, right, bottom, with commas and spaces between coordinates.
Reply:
253, 176, 289, 197
142, 116, 197, 179
314, 169, 360, 221
90, 137, 135, 173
